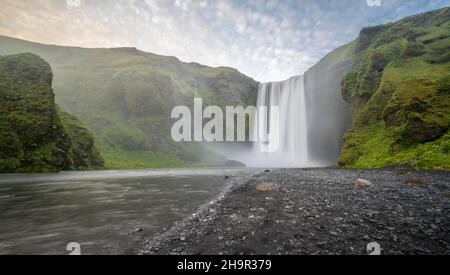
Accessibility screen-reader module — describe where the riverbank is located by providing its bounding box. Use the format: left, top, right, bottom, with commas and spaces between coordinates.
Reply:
142, 168, 450, 255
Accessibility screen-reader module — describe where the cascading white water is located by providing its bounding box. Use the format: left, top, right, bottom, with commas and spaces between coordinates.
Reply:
207, 49, 353, 167
253, 75, 311, 167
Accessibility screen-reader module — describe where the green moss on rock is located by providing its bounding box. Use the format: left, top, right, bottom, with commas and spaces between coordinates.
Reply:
0, 53, 104, 172
59, 109, 104, 169
339, 7, 450, 170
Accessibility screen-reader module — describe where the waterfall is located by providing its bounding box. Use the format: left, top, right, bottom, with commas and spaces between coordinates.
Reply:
253, 75, 311, 167
207, 45, 353, 167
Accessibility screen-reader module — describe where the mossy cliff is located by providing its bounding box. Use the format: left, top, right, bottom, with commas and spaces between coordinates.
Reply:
0, 53, 104, 172
58, 109, 104, 169
339, 7, 450, 169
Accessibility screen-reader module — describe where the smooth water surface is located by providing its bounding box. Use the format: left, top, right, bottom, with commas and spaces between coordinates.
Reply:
0, 168, 244, 255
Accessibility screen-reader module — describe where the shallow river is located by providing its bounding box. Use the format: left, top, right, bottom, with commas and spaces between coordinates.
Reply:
0, 168, 247, 255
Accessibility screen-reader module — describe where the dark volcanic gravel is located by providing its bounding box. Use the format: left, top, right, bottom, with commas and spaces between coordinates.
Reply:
141, 169, 450, 255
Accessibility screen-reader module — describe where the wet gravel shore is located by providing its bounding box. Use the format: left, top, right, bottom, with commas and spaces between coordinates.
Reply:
142, 169, 450, 255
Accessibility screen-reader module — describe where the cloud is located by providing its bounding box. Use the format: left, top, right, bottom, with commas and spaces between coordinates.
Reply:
0, 0, 449, 82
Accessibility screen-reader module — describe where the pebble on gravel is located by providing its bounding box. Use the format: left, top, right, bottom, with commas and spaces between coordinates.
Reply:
256, 183, 280, 192
129, 227, 143, 234
354, 179, 373, 188
404, 178, 429, 187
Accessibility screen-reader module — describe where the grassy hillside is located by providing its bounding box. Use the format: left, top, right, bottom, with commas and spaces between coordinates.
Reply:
0, 53, 104, 172
339, 7, 450, 169
0, 37, 258, 168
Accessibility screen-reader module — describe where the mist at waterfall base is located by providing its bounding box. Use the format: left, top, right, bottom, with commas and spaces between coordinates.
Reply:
208, 72, 352, 168
209, 76, 313, 168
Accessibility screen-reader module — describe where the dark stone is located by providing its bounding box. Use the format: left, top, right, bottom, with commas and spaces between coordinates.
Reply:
404, 42, 426, 58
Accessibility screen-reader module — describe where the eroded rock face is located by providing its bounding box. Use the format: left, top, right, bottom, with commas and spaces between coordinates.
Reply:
0, 53, 104, 172
339, 7, 450, 169
405, 112, 448, 144
0, 53, 71, 172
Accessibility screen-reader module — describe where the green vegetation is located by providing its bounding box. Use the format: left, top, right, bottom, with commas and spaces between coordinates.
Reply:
99, 145, 227, 169
339, 7, 450, 170
58, 109, 104, 169
0, 38, 258, 169
0, 53, 104, 172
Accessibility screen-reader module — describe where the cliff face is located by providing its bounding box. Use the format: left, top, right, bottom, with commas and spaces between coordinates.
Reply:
304, 43, 354, 166
0, 37, 258, 168
58, 109, 105, 169
339, 7, 450, 169
0, 53, 103, 172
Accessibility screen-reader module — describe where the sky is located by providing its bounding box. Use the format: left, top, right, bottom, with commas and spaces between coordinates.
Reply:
0, 0, 449, 82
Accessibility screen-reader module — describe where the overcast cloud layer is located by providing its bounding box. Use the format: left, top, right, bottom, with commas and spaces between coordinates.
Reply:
0, 0, 449, 82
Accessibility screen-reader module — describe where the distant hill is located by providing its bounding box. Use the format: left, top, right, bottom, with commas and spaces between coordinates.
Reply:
0, 53, 104, 172
0, 37, 258, 168
339, 7, 450, 169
